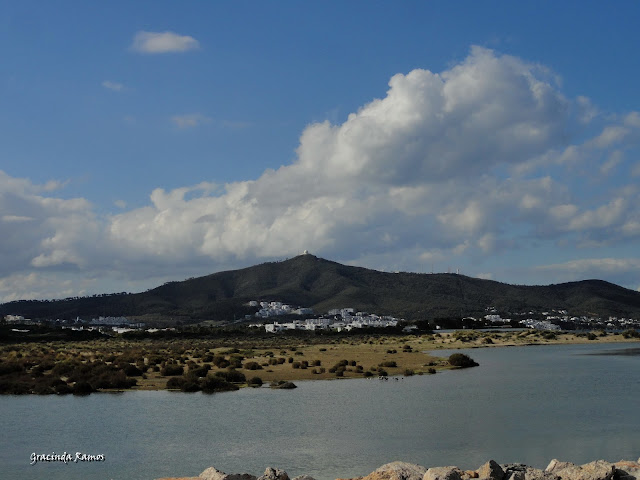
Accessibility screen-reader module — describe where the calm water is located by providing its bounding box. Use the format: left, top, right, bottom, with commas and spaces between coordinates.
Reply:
1, 343, 639, 480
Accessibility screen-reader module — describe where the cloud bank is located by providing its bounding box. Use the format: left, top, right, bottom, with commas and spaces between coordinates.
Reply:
2, 47, 640, 301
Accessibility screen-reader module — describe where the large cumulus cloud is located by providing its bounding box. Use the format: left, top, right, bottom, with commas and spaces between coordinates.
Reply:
2, 46, 640, 301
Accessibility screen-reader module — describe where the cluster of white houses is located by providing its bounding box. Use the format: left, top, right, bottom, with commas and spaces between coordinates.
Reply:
248, 302, 402, 332
249, 301, 313, 317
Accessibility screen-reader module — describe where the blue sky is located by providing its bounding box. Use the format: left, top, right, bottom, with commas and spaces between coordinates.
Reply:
1, 1, 640, 302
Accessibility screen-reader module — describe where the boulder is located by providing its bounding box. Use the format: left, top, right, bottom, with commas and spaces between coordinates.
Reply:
291, 476, 316, 480
545, 460, 614, 480
614, 460, 640, 480
199, 467, 257, 480
369, 461, 428, 480
544, 460, 573, 474
258, 467, 290, 480
337, 462, 427, 480
423, 466, 463, 480
500, 464, 558, 480
477, 460, 504, 480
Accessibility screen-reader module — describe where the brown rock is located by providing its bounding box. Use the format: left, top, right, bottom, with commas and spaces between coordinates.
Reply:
338, 462, 427, 480
465, 471, 479, 479
199, 467, 257, 480
614, 460, 640, 480
477, 460, 504, 480
500, 464, 558, 480
544, 460, 574, 473
545, 460, 614, 480
370, 461, 428, 480
423, 466, 464, 480
258, 467, 290, 480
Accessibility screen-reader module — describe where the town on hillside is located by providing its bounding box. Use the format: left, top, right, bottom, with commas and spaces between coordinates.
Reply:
3, 302, 640, 335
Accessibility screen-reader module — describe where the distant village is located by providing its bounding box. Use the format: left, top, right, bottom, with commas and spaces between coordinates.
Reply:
246, 301, 404, 332
3, 302, 640, 334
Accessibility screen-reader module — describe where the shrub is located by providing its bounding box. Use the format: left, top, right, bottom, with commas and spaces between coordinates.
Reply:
622, 329, 640, 339
244, 361, 262, 370
214, 370, 246, 383
161, 364, 184, 376
248, 376, 263, 387
166, 377, 185, 389
378, 369, 388, 377
190, 365, 211, 377
200, 375, 239, 393
404, 369, 414, 376
427, 368, 436, 374
123, 364, 143, 377
587, 332, 598, 341
363, 371, 373, 377
73, 381, 95, 395
448, 353, 479, 368
379, 361, 397, 368
228, 356, 243, 368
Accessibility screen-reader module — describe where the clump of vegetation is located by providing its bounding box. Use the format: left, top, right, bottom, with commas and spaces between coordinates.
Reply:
214, 370, 246, 383
248, 376, 263, 387
622, 329, 640, 339
270, 380, 297, 389
379, 360, 397, 368
160, 364, 184, 376
243, 361, 262, 370
448, 353, 479, 368
166, 373, 238, 393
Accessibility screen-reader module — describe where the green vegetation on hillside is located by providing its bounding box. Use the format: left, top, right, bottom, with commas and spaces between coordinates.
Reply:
2, 255, 640, 323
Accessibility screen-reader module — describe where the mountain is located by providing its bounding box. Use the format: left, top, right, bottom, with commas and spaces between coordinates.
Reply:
2, 254, 640, 323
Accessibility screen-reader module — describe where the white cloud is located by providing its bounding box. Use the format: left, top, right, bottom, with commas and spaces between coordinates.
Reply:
102, 80, 125, 92
600, 150, 623, 175
2, 215, 33, 223
130, 31, 200, 54
3, 47, 640, 300
171, 113, 211, 129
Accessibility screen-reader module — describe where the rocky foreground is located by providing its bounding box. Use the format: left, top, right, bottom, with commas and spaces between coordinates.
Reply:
157, 458, 640, 480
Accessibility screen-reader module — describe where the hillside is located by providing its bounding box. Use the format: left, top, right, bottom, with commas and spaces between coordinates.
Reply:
2, 254, 640, 323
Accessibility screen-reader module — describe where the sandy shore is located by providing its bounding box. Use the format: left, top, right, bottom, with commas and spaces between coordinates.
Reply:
132, 329, 640, 390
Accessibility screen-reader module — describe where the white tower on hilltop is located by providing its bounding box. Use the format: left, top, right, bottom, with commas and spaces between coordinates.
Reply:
303, 250, 309, 255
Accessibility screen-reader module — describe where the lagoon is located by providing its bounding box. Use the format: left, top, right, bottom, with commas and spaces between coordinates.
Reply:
1, 343, 639, 480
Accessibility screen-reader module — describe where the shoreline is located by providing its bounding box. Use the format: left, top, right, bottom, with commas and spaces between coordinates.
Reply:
1, 330, 639, 394
158, 458, 640, 480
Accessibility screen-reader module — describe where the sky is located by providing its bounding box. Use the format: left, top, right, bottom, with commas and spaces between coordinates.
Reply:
1, 1, 640, 302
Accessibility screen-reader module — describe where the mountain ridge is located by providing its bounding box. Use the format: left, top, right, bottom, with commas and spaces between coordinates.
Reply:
2, 254, 640, 323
